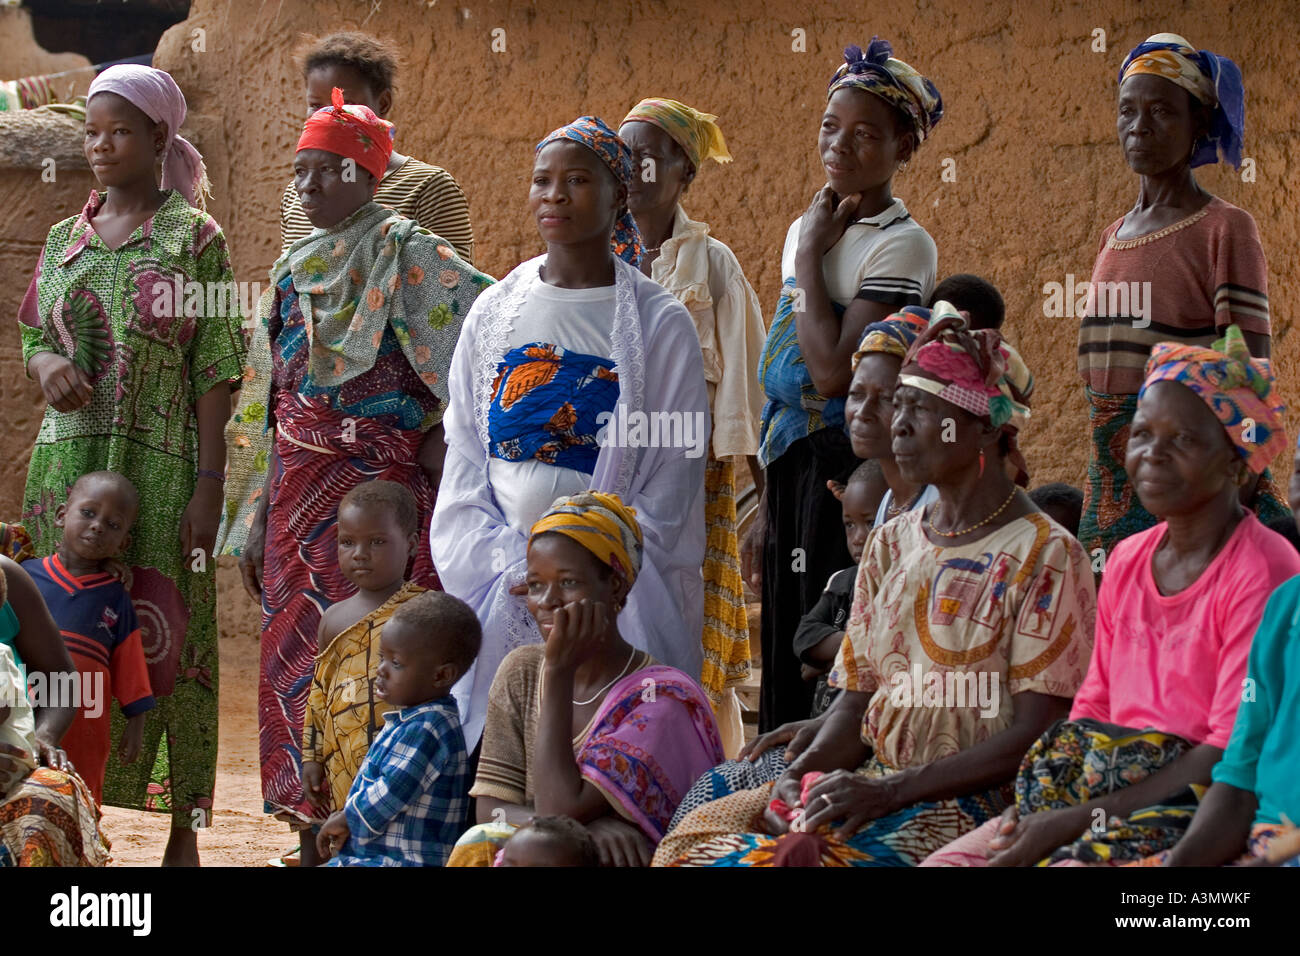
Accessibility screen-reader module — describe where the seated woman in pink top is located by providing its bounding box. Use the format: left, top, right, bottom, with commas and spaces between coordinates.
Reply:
923, 324, 1300, 866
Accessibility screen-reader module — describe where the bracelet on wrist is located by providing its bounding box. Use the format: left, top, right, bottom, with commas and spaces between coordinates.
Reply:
197, 468, 225, 483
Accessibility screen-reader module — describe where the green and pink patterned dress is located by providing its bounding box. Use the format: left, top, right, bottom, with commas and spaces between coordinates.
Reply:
18, 189, 245, 826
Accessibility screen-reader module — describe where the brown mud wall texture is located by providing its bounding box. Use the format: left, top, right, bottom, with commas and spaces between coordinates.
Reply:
4, 0, 1300, 520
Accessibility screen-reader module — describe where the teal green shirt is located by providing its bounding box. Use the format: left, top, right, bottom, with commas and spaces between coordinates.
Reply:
1212, 575, 1300, 825
0, 600, 20, 678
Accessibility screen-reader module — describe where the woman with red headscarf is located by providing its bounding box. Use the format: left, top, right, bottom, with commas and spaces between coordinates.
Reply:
237, 90, 491, 864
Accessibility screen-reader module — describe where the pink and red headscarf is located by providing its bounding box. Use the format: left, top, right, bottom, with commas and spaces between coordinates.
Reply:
87, 64, 210, 207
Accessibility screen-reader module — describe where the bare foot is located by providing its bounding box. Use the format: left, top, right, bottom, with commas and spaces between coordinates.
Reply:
162, 825, 200, 867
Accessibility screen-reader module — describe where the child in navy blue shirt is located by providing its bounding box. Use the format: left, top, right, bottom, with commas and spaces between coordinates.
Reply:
317, 590, 480, 866
23, 471, 154, 803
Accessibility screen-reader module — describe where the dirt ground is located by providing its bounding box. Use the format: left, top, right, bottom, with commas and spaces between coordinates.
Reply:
98, 563, 284, 868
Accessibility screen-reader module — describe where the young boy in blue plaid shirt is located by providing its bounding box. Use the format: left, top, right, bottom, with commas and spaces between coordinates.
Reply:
317, 591, 480, 866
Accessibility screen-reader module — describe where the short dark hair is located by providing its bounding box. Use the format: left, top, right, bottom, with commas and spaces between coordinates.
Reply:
1029, 482, 1084, 535
295, 31, 401, 95
930, 274, 1006, 330
339, 480, 419, 536
514, 815, 600, 866
69, 471, 139, 520
847, 458, 883, 489
387, 590, 481, 676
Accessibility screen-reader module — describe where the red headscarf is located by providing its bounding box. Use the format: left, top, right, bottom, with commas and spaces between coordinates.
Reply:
295, 87, 394, 184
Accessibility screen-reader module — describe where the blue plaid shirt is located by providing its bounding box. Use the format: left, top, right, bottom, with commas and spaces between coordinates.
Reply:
327, 696, 468, 867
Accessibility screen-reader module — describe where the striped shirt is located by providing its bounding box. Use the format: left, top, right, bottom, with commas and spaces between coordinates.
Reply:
280, 156, 475, 263
1077, 197, 1270, 395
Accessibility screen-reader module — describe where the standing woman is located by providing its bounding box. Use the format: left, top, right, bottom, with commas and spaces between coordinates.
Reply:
744, 39, 942, 730
431, 117, 709, 755
1077, 33, 1284, 560
221, 31, 476, 556
618, 99, 767, 756
17, 65, 244, 866
236, 92, 489, 859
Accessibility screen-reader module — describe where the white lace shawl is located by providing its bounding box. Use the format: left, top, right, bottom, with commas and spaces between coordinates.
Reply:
430, 254, 709, 751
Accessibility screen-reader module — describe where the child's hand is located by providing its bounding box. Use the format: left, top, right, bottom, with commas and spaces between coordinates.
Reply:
316, 810, 350, 862
181, 482, 223, 569
800, 662, 829, 682
302, 760, 329, 812
30, 352, 93, 412
826, 479, 847, 501
117, 713, 146, 765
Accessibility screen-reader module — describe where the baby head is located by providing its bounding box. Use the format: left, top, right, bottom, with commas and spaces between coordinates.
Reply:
500, 815, 600, 867
838, 460, 887, 563
928, 274, 1005, 331
375, 591, 480, 708
54, 471, 138, 568
337, 480, 419, 593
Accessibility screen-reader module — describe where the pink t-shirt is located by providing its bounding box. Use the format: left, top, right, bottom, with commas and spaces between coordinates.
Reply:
1070, 513, 1300, 748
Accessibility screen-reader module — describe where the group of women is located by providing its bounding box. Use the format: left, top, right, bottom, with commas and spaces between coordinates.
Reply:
3, 24, 1296, 869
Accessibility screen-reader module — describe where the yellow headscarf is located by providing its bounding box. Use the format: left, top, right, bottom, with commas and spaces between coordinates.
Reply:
622, 97, 732, 169
530, 492, 644, 586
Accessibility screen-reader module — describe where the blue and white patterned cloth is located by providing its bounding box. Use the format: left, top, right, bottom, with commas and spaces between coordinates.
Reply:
327, 696, 468, 867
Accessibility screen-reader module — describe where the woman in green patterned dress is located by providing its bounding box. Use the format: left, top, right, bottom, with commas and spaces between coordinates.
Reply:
16, 65, 244, 866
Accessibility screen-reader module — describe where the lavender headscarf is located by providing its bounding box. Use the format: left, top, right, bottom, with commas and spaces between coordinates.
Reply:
86, 64, 210, 208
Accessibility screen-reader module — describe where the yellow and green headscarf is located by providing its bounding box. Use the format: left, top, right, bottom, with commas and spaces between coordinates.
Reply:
530, 492, 644, 587
621, 98, 733, 169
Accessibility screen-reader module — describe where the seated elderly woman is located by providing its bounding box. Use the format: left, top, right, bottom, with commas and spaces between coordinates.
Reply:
654, 306, 1097, 867
665, 309, 936, 815
0, 554, 108, 866
448, 493, 723, 867
1127, 385, 1300, 869
924, 325, 1300, 866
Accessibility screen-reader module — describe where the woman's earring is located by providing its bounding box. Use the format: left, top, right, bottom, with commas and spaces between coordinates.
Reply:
978, 449, 986, 478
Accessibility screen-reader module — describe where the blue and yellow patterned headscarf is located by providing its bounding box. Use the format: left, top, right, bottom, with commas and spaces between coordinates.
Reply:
827, 38, 943, 144
536, 116, 644, 265
1119, 33, 1246, 169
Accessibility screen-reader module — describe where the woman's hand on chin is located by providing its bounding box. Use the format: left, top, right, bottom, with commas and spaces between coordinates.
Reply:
586, 816, 652, 866
543, 600, 611, 672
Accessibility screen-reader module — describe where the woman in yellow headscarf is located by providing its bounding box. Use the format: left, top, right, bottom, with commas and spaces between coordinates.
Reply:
619, 99, 767, 755
448, 492, 723, 867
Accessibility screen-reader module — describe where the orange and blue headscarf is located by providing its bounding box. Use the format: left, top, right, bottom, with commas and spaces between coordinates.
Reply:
899, 302, 1034, 485
1140, 324, 1285, 475
530, 491, 644, 588
536, 116, 644, 265
828, 38, 943, 144
852, 306, 931, 371
296, 86, 395, 184
1119, 33, 1245, 169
